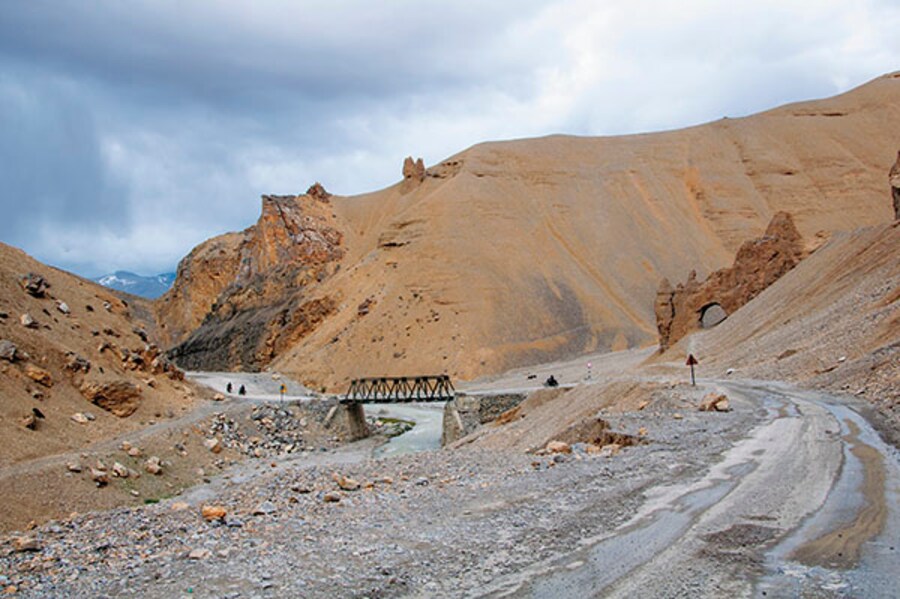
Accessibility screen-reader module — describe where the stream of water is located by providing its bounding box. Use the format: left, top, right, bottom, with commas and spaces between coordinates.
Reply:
370, 402, 447, 457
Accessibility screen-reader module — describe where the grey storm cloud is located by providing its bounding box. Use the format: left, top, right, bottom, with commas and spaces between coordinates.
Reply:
0, 0, 898, 277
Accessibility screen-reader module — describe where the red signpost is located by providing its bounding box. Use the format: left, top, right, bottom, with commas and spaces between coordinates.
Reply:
686, 354, 698, 386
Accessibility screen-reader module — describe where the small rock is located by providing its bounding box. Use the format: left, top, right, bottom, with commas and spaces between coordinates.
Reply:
545, 440, 571, 454
414, 477, 429, 486
66, 462, 82, 473
201, 505, 227, 522
24, 364, 52, 387
112, 462, 129, 478
188, 548, 211, 560
127, 446, 142, 457
144, 456, 163, 475
204, 438, 223, 454
56, 301, 70, 315
83, 411, 96, 421
699, 393, 731, 412
91, 468, 109, 486
673, 413, 684, 420
0, 340, 18, 362
20, 413, 37, 430
253, 500, 277, 516
332, 472, 360, 491
13, 537, 41, 553
323, 492, 342, 503
20, 313, 37, 329
70, 413, 90, 424
601, 443, 622, 457
170, 502, 190, 512
212, 393, 225, 401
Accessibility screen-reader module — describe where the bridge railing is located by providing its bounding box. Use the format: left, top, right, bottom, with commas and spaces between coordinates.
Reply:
343, 375, 455, 403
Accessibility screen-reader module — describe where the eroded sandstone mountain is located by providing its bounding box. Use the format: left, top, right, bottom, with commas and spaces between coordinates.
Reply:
157, 72, 900, 389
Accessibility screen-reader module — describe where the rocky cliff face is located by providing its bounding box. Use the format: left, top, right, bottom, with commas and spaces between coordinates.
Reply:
655, 212, 805, 352
891, 151, 900, 220
159, 185, 345, 372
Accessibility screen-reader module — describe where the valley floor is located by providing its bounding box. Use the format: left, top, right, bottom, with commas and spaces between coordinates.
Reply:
2, 373, 898, 597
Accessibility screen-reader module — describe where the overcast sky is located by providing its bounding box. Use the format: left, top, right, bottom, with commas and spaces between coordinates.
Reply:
1, 1, 898, 277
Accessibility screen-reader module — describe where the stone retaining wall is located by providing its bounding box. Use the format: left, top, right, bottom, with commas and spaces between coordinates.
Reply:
441, 392, 527, 446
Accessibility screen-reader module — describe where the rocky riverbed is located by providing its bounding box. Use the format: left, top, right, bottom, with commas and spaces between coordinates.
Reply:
0, 383, 757, 597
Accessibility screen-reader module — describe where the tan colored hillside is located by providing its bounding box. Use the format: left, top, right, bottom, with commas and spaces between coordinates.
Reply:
0, 243, 197, 467
161, 72, 900, 390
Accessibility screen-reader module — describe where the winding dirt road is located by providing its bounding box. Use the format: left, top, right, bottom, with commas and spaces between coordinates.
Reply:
484, 380, 900, 598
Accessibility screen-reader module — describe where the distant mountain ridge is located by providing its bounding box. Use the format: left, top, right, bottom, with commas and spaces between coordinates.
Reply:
95, 271, 176, 299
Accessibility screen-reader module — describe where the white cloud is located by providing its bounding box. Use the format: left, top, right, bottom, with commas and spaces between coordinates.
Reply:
1, 0, 898, 276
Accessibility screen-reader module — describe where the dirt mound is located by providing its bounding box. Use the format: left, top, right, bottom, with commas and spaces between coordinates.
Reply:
155, 73, 900, 390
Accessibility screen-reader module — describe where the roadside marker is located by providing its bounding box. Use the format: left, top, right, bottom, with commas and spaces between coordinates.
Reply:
686, 354, 698, 386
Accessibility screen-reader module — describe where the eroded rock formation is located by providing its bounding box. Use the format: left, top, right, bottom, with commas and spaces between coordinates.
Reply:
402, 156, 426, 182
890, 150, 900, 220
655, 212, 805, 352
159, 188, 345, 371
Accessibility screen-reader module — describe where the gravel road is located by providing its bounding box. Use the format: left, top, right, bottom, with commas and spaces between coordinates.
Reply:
1, 378, 897, 598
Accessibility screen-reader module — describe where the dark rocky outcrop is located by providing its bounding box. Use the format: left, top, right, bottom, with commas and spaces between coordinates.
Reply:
655, 212, 805, 352
890, 150, 900, 220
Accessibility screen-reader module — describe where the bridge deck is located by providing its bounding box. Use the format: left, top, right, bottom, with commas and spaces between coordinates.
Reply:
342, 375, 455, 404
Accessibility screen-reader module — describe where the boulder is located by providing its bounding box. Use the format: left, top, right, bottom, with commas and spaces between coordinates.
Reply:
212, 393, 225, 401
20, 413, 37, 430
79, 379, 142, 417
112, 462, 129, 478
322, 491, 342, 503
0, 340, 18, 362
24, 364, 53, 387
201, 505, 227, 522
20, 313, 37, 329
20, 273, 49, 298
188, 548, 211, 560
56, 301, 70, 315
70, 412, 90, 424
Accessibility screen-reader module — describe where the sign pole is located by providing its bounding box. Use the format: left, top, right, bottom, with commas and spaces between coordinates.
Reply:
686, 354, 698, 386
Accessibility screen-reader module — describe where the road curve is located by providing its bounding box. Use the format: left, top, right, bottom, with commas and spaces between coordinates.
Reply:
481, 380, 900, 598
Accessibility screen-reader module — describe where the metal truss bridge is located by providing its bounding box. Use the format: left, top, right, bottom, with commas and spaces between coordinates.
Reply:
342, 375, 455, 404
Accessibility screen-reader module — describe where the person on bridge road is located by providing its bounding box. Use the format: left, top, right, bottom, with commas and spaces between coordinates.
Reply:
238, 384, 246, 396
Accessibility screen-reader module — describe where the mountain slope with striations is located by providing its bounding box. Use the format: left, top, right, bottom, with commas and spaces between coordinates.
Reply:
158, 72, 900, 390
